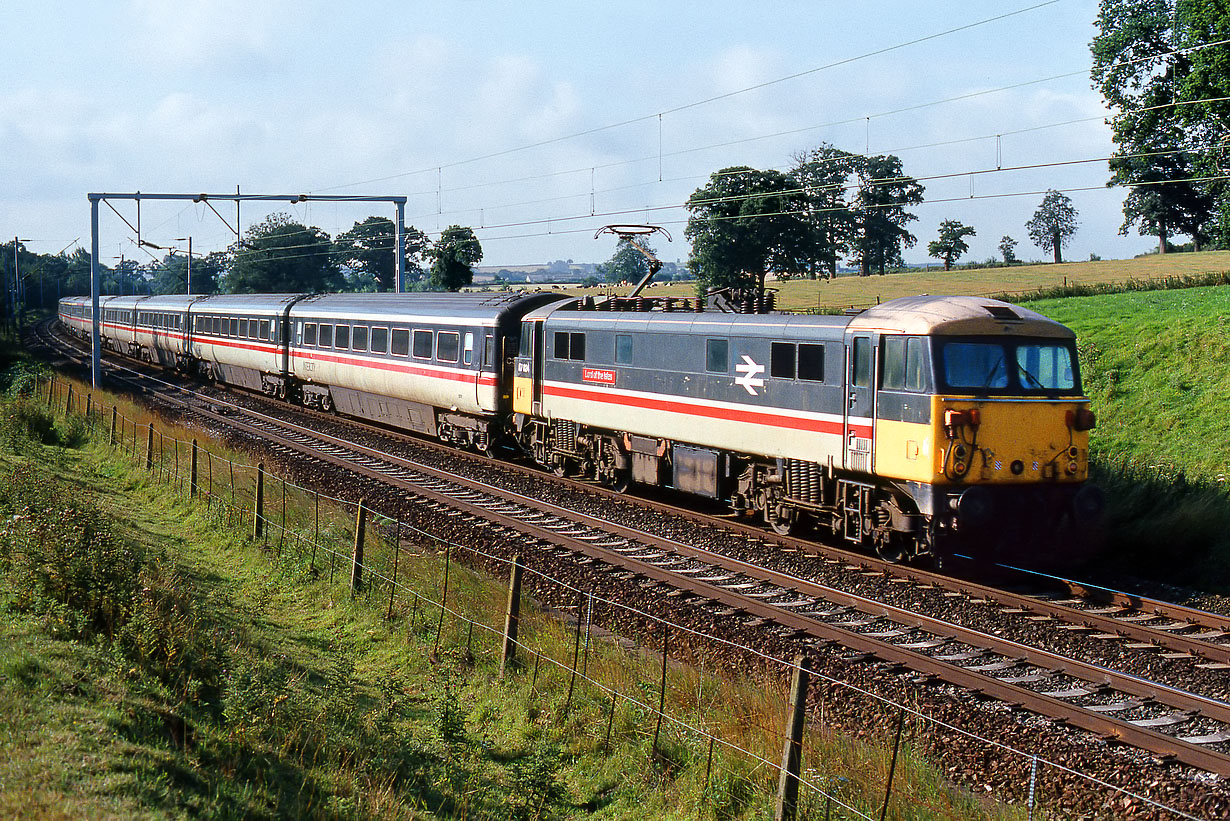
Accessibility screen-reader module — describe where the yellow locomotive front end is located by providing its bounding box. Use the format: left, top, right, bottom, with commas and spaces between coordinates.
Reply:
854, 297, 1103, 567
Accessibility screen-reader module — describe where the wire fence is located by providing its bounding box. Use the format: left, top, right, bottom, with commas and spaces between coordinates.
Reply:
34, 372, 1208, 821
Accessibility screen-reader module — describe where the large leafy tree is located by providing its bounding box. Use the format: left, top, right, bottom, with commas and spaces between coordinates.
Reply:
791, 144, 862, 279
927, 220, 977, 271
429, 225, 483, 291
1026, 190, 1080, 263
1091, 0, 1219, 251
597, 237, 655, 285
225, 213, 341, 294
685, 166, 814, 297
850, 155, 924, 276
333, 215, 429, 292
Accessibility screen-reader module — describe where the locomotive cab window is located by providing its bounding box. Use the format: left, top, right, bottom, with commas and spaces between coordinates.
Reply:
881, 336, 927, 392
706, 338, 728, 373
1016, 344, 1075, 391
939, 339, 1079, 394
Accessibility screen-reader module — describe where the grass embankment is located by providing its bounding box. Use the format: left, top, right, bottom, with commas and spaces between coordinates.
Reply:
0, 363, 1019, 818
1029, 286, 1230, 590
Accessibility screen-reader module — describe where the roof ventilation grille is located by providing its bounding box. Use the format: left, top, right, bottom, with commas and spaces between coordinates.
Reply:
982, 305, 1020, 321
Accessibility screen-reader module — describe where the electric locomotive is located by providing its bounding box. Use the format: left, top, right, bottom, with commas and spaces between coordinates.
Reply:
512, 294, 1102, 566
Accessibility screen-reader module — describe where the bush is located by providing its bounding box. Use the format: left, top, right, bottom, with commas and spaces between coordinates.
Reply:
0, 466, 144, 639
0, 396, 58, 451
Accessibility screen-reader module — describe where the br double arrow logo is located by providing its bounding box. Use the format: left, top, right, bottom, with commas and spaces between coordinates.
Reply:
735, 355, 765, 396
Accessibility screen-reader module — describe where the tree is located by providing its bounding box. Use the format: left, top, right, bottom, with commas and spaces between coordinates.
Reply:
791, 143, 862, 279
1026, 191, 1080, 263
927, 220, 976, 271
429, 226, 483, 291
149, 250, 224, 295
685, 166, 814, 297
998, 235, 1019, 264
597, 237, 654, 285
225, 213, 341, 293
333, 215, 429, 292
850, 155, 925, 276
1091, 0, 1218, 251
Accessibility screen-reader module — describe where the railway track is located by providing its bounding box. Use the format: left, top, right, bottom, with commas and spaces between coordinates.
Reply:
34, 319, 1230, 780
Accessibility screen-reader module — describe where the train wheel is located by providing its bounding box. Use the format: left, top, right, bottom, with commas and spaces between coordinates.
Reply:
766, 505, 797, 536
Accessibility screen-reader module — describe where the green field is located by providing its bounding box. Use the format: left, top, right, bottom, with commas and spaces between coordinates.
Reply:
558, 249, 1230, 311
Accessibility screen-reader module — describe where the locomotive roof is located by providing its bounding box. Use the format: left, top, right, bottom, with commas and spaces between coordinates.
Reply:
848, 295, 1074, 338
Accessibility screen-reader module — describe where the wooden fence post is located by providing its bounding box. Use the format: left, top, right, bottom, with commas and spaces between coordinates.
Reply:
433, 544, 451, 657
500, 555, 524, 678
109, 405, 117, 446
879, 707, 907, 821
144, 422, 155, 471
387, 520, 400, 620
652, 622, 668, 759
47, 376, 55, 406
775, 654, 811, 821
350, 498, 366, 595
65, 383, 73, 415
253, 463, 265, 541
190, 440, 199, 498
85, 393, 92, 420
564, 590, 584, 715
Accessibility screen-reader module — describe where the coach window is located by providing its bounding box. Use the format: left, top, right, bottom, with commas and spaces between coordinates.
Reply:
212, 317, 222, 335
412, 329, 433, 359
351, 325, 368, 351
303, 323, 317, 346
238, 318, 248, 338
615, 334, 632, 365
260, 320, 271, 341
370, 327, 389, 354
249, 320, 261, 340
463, 332, 474, 365
706, 338, 728, 373
554, 331, 570, 360
229, 318, 239, 337
437, 331, 460, 363
771, 342, 796, 379
569, 332, 585, 361
335, 325, 350, 350
195, 316, 204, 333
318, 324, 333, 348
391, 328, 409, 356
798, 343, 825, 382
483, 333, 494, 367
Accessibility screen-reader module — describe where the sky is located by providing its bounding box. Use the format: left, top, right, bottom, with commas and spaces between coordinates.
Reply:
0, 0, 1152, 272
